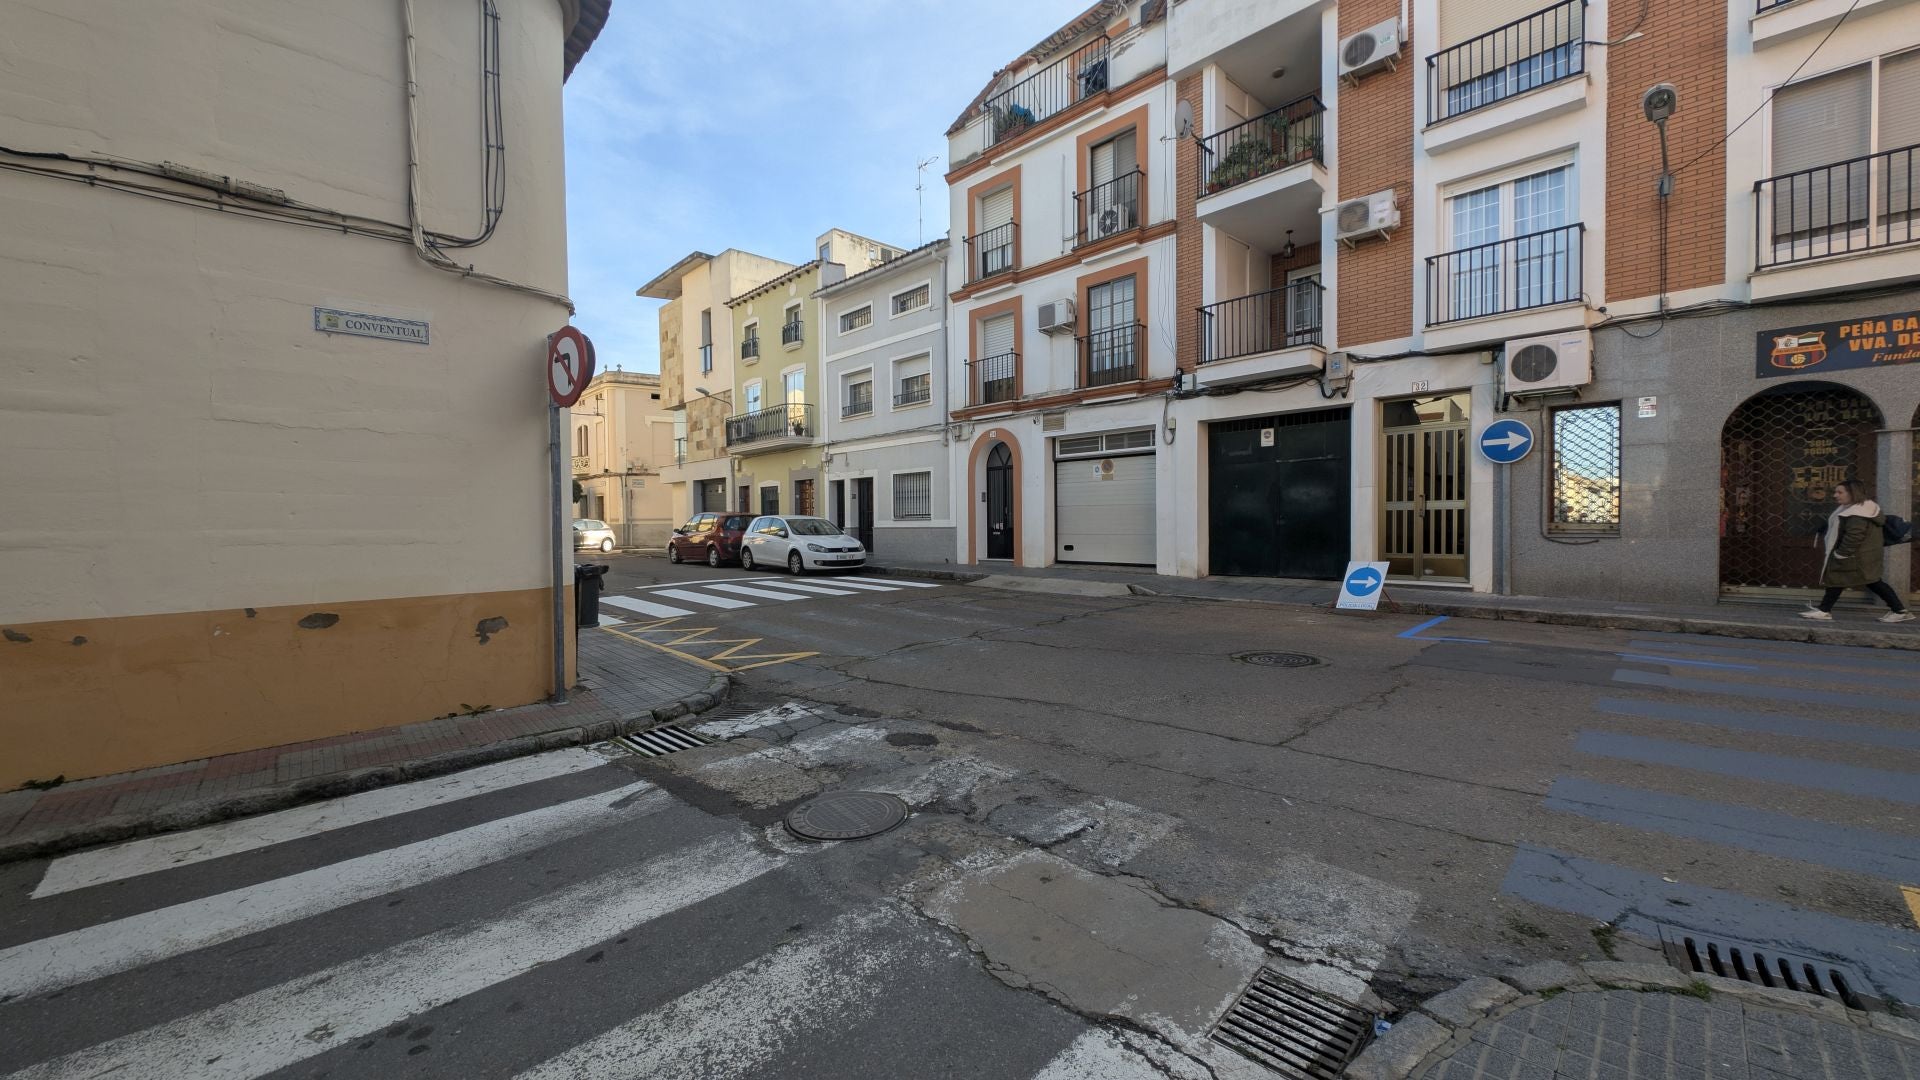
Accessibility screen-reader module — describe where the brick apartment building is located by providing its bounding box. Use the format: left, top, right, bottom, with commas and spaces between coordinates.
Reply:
942, 0, 1917, 606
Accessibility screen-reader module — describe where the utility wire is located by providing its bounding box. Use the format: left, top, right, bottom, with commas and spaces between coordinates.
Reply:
1673, 0, 1862, 176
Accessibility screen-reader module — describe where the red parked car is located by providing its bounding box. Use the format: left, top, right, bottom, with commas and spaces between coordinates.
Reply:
667, 513, 753, 567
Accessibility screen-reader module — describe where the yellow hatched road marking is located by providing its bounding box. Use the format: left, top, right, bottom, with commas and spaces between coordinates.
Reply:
1902, 886, 1920, 930
597, 621, 815, 673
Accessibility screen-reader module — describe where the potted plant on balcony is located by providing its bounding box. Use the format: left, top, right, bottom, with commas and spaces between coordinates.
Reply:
996, 103, 1037, 140
1206, 139, 1278, 193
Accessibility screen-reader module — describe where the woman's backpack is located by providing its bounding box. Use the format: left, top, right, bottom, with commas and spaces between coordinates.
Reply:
1887, 515, 1914, 546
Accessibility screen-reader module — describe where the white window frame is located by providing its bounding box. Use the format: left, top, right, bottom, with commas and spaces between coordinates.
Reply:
840, 365, 875, 418
779, 364, 806, 405
890, 352, 934, 411
888, 280, 934, 319
1434, 154, 1579, 323
783, 301, 804, 349
890, 470, 934, 522
838, 304, 874, 336
743, 378, 765, 415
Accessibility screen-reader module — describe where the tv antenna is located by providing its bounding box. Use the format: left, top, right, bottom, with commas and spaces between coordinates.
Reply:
916, 155, 941, 245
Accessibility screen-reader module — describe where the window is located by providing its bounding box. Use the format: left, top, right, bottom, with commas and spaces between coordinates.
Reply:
782, 368, 805, 406
839, 305, 873, 333
897, 371, 931, 407
1550, 404, 1621, 534
782, 304, 803, 346
819, 241, 832, 264
973, 185, 1017, 281
742, 321, 760, 361
843, 376, 874, 417
1432, 0, 1585, 122
893, 472, 932, 520
976, 312, 1018, 405
1436, 163, 1576, 322
1082, 130, 1140, 244
574, 427, 589, 456
891, 284, 930, 316
1763, 51, 1920, 264
744, 380, 763, 414
1083, 275, 1140, 386
699, 309, 713, 373
761, 486, 780, 516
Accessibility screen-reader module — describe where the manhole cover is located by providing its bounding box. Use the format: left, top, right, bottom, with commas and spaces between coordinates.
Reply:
784, 791, 909, 842
1234, 652, 1321, 668
1210, 968, 1372, 1079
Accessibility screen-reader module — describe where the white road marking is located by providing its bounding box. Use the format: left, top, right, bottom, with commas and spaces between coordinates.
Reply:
31, 750, 614, 899
1030, 1030, 1171, 1080
601, 595, 696, 619
596, 612, 625, 626
651, 588, 754, 610
514, 905, 920, 1080
0, 784, 668, 1000
704, 583, 810, 602
734, 580, 859, 596
639, 577, 746, 590
7, 833, 786, 1080
812, 579, 903, 591
864, 577, 942, 588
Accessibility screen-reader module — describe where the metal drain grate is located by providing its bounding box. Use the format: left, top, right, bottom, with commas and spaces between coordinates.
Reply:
612, 725, 712, 757
1209, 968, 1373, 1079
1657, 925, 1880, 1011
1234, 652, 1321, 668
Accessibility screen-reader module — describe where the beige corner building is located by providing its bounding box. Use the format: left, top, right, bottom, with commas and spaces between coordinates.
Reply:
570, 370, 678, 549
0, 0, 609, 788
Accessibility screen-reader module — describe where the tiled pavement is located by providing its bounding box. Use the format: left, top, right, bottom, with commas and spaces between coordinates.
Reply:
0, 628, 716, 856
1420, 989, 1919, 1080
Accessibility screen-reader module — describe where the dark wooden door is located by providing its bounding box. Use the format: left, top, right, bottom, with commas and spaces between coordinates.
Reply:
986, 443, 1015, 559
852, 478, 876, 551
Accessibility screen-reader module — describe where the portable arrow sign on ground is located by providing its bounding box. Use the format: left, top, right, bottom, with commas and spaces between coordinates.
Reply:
1336, 561, 1393, 611
548, 326, 596, 408
1477, 418, 1534, 464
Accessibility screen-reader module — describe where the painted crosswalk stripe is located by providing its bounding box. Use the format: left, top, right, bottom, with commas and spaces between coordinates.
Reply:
703, 582, 810, 602
30, 749, 615, 899
597, 612, 625, 626
865, 577, 942, 588
0, 784, 669, 1000
514, 905, 918, 1080
6, 832, 786, 1080
814, 579, 903, 592
652, 588, 755, 610
737, 580, 860, 596
602, 595, 697, 619
1030, 1030, 1169, 1080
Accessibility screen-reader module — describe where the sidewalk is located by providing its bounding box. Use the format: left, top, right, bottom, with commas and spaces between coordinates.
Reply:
1345, 960, 1920, 1079
866, 560, 1920, 651
0, 629, 727, 863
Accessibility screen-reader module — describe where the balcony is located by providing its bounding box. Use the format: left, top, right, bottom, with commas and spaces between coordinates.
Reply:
672, 437, 686, 466
1194, 101, 1326, 253
1755, 145, 1920, 268
895, 384, 932, 408
725, 403, 815, 454
1073, 170, 1142, 249
781, 319, 803, 347
1428, 0, 1586, 125
841, 391, 874, 419
1427, 224, 1583, 325
965, 222, 1018, 285
1195, 281, 1325, 385
698, 343, 713, 373
983, 36, 1109, 148
741, 336, 759, 361
1076, 323, 1145, 388
966, 353, 1019, 408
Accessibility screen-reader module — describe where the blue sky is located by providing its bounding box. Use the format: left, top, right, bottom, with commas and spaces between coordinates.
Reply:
562, 0, 1080, 374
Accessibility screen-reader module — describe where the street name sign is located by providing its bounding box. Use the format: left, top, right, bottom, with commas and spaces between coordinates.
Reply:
1478, 418, 1534, 464
1336, 561, 1392, 611
313, 307, 429, 345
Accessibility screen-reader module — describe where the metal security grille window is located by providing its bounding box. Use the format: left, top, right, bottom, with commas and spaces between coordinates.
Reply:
891, 285, 929, 315
839, 306, 872, 333
1550, 404, 1622, 534
893, 472, 931, 519
1719, 386, 1882, 593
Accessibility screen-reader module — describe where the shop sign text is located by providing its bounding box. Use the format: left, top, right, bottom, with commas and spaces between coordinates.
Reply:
1756, 309, 1920, 379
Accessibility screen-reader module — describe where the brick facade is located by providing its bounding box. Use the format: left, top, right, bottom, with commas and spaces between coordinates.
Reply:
1175, 71, 1204, 372
1603, 1, 1728, 303
1269, 240, 1323, 282
1334, 0, 1416, 348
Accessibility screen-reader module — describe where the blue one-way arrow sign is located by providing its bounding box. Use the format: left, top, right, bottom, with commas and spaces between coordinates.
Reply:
1336, 561, 1393, 611
1346, 567, 1383, 596
1478, 418, 1535, 464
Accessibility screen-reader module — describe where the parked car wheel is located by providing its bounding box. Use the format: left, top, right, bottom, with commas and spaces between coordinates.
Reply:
599, 538, 614, 553
788, 551, 804, 574
667, 543, 682, 564
740, 548, 757, 571
707, 546, 722, 568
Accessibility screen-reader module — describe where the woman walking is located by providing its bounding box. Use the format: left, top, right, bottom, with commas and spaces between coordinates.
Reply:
1799, 480, 1913, 623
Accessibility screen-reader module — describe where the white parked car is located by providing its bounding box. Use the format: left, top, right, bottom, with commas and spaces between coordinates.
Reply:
739, 515, 867, 573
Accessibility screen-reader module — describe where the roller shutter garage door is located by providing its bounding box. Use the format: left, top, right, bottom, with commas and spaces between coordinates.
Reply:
698, 478, 726, 512
1055, 430, 1156, 565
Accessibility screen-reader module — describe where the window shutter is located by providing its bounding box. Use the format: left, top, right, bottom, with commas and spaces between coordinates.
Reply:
1772, 65, 1872, 175
1091, 139, 1116, 188
981, 313, 1015, 358
981, 187, 1014, 232
1439, 0, 1536, 49
1879, 49, 1920, 150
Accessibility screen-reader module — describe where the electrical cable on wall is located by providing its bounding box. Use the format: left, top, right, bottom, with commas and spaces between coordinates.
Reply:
1672, 0, 1862, 177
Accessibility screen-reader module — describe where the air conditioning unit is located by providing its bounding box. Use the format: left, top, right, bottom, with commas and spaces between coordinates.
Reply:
1037, 298, 1076, 335
1091, 203, 1130, 241
1332, 190, 1400, 246
1503, 331, 1593, 395
1338, 18, 1401, 82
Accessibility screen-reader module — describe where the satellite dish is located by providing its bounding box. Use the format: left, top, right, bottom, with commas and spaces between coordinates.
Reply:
1174, 99, 1194, 140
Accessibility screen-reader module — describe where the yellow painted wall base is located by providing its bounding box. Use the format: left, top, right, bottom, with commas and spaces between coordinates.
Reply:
1, 587, 574, 789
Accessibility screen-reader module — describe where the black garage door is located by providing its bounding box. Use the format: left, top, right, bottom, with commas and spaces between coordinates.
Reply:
1208, 408, 1350, 579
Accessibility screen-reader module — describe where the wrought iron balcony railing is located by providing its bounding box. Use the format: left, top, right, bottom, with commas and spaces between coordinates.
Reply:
967, 353, 1019, 407
781, 319, 803, 346
1197, 280, 1324, 364
1200, 96, 1325, 196
965, 222, 1018, 284
895, 382, 932, 408
983, 36, 1109, 147
1076, 323, 1145, 388
1427, 223, 1583, 325
842, 393, 874, 419
741, 336, 758, 360
1074, 170, 1141, 249
1428, 0, 1585, 123
1755, 144, 1920, 268
725, 403, 814, 446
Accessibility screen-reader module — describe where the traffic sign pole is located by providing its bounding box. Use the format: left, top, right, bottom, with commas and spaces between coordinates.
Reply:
548, 397, 568, 704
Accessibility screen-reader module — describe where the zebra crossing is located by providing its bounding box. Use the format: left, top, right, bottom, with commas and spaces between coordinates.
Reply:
597, 574, 943, 624
1495, 632, 1920, 1005
0, 727, 1183, 1080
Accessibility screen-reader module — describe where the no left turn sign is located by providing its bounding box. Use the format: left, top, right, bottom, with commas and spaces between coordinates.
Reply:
548, 326, 596, 407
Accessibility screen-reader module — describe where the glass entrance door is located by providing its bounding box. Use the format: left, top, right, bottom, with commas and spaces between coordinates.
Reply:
1381, 393, 1470, 581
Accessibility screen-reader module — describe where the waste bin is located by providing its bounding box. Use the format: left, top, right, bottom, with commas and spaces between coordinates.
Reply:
574, 563, 609, 628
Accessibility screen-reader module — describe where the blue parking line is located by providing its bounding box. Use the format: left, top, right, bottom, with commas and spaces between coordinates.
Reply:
1595, 697, 1920, 752
1396, 615, 1490, 644
1398, 616, 1449, 638
1576, 730, 1920, 805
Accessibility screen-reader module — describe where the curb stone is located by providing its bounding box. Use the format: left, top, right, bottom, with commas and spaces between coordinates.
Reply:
0, 671, 731, 865
1341, 959, 1920, 1078
864, 565, 988, 584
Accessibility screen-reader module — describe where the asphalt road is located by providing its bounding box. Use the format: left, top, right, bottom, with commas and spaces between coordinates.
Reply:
2, 551, 1916, 1078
